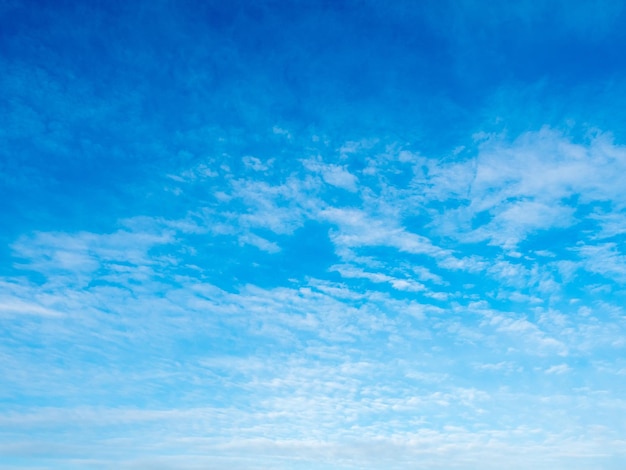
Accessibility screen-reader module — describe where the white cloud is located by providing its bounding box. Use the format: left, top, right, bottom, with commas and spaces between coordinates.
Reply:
473, 361, 520, 373
577, 242, 626, 283
426, 128, 626, 249
302, 158, 358, 192
469, 200, 575, 249
331, 264, 426, 292
238, 233, 280, 253
320, 207, 448, 258
167, 161, 219, 183
243, 155, 274, 172
272, 125, 292, 138
0, 298, 65, 317
231, 176, 320, 235
545, 364, 571, 375
10, 224, 175, 289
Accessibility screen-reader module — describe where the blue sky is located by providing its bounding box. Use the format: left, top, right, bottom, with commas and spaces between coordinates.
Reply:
2, 1, 626, 468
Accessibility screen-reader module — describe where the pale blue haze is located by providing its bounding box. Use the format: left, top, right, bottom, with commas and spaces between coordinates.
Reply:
2, 1, 626, 468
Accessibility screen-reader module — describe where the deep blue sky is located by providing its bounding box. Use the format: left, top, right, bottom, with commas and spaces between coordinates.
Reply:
2, 1, 626, 468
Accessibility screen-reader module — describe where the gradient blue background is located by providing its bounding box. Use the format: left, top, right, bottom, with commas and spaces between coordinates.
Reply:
2, 1, 626, 468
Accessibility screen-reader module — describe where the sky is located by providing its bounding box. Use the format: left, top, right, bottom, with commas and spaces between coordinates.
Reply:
2, 0, 626, 468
